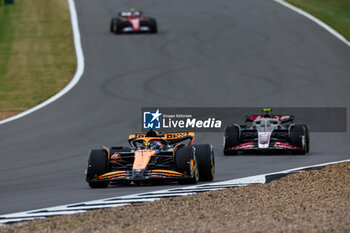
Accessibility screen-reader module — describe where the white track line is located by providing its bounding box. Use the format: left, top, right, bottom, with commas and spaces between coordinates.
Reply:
0, 0, 84, 126
274, 0, 350, 47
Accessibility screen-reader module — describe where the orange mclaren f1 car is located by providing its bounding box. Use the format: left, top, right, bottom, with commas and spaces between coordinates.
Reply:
85, 130, 215, 188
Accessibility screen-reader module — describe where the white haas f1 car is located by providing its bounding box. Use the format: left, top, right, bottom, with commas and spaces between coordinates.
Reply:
224, 109, 310, 155
110, 9, 157, 34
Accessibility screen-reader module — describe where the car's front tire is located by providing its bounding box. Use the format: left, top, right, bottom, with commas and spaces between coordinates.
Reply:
193, 144, 215, 181
110, 18, 117, 33
86, 149, 110, 188
148, 17, 157, 33
175, 146, 199, 184
110, 18, 123, 34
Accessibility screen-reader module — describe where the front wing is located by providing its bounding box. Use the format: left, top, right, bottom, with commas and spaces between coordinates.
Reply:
227, 141, 303, 153
121, 26, 150, 33
89, 169, 192, 183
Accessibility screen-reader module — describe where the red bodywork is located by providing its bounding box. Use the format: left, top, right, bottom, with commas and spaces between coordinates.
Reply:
120, 15, 149, 32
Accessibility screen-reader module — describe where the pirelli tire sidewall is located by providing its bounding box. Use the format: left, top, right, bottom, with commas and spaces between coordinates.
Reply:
193, 144, 215, 181
86, 149, 110, 188
174, 146, 199, 184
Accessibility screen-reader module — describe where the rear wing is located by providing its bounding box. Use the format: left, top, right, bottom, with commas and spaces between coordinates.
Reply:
118, 11, 142, 17
246, 115, 294, 123
129, 131, 195, 145
129, 132, 195, 140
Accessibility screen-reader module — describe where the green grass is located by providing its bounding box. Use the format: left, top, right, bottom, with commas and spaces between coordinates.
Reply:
0, 0, 75, 112
286, 0, 350, 41
0, 4, 17, 93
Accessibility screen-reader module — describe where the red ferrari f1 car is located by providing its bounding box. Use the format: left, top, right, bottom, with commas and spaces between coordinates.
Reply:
86, 130, 215, 188
110, 9, 157, 34
224, 109, 310, 155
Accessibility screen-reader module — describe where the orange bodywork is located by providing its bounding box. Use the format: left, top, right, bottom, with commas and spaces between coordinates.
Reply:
98, 170, 126, 179
152, 170, 183, 177
133, 149, 156, 170
95, 132, 197, 181
111, 153, 122, 164
111, 154, 121, 159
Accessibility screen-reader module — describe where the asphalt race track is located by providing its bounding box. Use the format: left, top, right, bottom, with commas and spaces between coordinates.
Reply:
0, 0, 349, 215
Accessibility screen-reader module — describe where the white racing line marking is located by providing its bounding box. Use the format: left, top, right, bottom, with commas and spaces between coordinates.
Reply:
274, 0, 350, 48
0, 0, 84, 126
0, 159, 349, 225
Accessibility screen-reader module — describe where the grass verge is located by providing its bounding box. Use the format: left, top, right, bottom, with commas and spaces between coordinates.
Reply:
1, 162, 349, 232
0, 0, 75, 114
286, 0, 350, 41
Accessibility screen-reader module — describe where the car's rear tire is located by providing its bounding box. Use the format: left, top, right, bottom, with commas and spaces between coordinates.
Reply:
193, 144, 215, 181
223, 125, 240, 155
175, 146, 199, 184
290, 125, 307, 155
86, 149, 110, 188
148, 18, 157, 33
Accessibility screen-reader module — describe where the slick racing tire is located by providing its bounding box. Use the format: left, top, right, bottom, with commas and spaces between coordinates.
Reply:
175, 146, 199, 184
110, 18, 117, 33
148, 17, 158, 33
193, 144, 215, 181
223, 125, 240, 155
290, 125, 307, 155
110, 18, 123, 34
110, 19, 114, 33
299, 124, 310, 153
86, 149, 110, 188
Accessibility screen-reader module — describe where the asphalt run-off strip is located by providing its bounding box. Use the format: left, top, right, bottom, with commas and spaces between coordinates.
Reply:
1, 159, 349, 225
